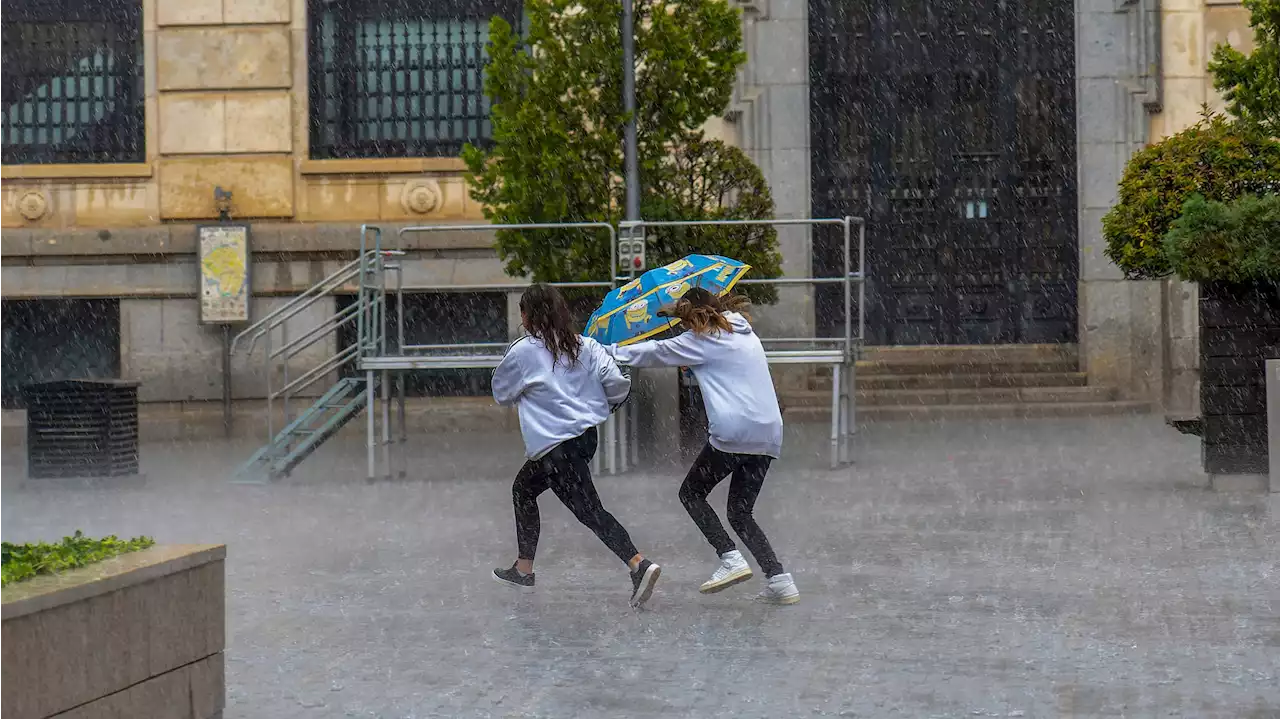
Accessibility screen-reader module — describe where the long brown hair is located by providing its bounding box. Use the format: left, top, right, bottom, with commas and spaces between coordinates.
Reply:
668, 287, 751, 335
520, 283, 582, 366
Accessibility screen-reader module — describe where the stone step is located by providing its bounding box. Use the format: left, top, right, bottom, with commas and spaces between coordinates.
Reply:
781, 400, 1152, 423
810, 371, 1089, 391
781, 385, 1117, 408
813, 344, 1079, 377
859, 344, 1078, 365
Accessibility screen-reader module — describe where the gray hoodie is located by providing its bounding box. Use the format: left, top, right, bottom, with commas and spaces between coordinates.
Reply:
492, 335, 631, 459
609, 312, 783, 458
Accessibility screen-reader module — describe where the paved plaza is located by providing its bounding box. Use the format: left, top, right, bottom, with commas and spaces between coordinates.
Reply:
3, 416, 1278, 718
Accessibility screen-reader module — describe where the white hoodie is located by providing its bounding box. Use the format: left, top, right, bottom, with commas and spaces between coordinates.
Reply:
609, 312, 783, 458
492, 335, 631, 460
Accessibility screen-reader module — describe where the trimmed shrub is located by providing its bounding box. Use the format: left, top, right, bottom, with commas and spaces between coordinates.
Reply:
1164, 193, 1280, 283
1102, 114, 1280, 280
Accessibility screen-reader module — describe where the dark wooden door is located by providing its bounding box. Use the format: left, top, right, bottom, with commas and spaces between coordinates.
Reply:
810, 0, 1078, 345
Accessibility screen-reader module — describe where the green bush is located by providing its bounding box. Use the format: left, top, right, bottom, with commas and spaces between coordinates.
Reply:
1164, 193, 1280, 283
2, 531, 155, 586
1102, 114, 1280, 279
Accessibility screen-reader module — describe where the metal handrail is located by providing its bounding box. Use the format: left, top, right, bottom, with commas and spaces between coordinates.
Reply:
231, 257, 362, 355
232, 245, 405, 356
277, 343, 360, 398
271, 300, 363, 361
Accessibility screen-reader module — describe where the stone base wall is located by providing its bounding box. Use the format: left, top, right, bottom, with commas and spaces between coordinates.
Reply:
1080, 279, 1165, 402
1, 545, 226, 719
1201, 281, 1278, 475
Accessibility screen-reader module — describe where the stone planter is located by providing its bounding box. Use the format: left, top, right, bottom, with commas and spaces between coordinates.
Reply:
1200, 281, 1280, 483
1, 545, 226, 719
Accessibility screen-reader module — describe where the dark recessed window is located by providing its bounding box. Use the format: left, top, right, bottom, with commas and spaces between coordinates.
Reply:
307, 0, 523, 160
1, 0, 145, 164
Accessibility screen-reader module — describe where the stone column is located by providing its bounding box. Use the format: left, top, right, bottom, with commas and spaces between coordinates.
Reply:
728, 0, 813, 343
154, 0, 296, 221
1075, 0, 1165, 402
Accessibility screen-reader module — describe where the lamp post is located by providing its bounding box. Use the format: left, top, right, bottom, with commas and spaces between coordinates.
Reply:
622, 0, 640, 223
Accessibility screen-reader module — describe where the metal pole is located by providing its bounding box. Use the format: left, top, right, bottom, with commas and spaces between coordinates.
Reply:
617, 394, 628, 473
843, 356, 855, 464
1268, 359, 1280, 493
629, 397, 639, 468
829, 362, 841, 471
843, 218, 852, 361
622, 0, 640, 222
222, 325, 232, 439
281, 320, 290, 430
858, 219, 867, 342
606, 414, 617, 476
381, 369, 390, 480
265, 327, 274, 446
396, 263, 406, 443
366, 369, 376, 481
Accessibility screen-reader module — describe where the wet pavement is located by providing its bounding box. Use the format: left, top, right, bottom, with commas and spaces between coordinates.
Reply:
3, 416, 1278, 718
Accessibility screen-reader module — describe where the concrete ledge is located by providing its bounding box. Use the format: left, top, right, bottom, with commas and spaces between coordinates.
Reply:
0, 163, 154, 180
1, 221, 498, 258
1, 544, 226, 719
299, 157, 468, 175
1208, 473, 1270, 493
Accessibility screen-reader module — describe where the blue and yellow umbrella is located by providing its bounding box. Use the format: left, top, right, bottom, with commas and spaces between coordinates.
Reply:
584, 254, 751, 346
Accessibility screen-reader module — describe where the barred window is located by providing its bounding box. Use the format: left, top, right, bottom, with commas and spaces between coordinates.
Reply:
308, 0, 523, 159
1, 0, 144, 165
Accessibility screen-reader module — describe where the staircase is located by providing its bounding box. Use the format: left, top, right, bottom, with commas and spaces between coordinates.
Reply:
233, 377, 371, 482
780, 344, 1151, 422
231, 226, 398, 483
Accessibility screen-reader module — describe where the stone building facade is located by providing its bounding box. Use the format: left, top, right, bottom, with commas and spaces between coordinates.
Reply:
0, 0, 1258, 411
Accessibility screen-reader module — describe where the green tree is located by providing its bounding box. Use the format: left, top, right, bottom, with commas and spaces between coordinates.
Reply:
463, 0, 781, 301
1209, 0, 1280, 134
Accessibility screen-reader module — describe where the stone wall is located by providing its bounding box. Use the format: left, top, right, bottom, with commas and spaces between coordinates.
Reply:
0, 0, 484, 232
1153, 0, 1256, 416
1, 544, 225, 719
1075, 0, 1254, 406
0, 0, 822, 400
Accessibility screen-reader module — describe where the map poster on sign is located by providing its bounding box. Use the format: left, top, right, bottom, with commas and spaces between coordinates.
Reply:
197, 224, 251, 325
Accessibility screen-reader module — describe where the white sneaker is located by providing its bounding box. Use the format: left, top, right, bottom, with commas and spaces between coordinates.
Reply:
699, 550, 754, 594
755, 572, 799, 605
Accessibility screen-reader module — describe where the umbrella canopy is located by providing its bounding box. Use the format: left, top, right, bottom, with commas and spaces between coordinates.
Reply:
584, 254, 751, 347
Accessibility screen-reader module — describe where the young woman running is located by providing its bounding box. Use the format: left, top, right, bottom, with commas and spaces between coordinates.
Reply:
490, 283, 661, 608
609, 287, 798, 605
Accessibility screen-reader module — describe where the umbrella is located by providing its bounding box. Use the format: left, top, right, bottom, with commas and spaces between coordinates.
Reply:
584, 254, 751, 346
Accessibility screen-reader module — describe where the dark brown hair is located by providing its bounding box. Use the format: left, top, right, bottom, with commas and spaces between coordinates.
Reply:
670, 287, 751, 335
520, 283, 582, 366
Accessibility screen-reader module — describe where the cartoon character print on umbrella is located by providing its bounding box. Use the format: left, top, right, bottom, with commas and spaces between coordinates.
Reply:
624, 300, 653, 329
665, 281, 693, 303
617, 277, 642, 298
662, 258, 694, 275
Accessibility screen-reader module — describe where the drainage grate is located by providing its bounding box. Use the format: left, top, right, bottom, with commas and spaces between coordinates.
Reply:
22, 379, 139, 480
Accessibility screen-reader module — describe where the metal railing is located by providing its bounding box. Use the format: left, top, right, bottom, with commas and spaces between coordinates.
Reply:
232, 226, 400, 449
626, 217, 866, 469
355, 217, 864, 478
232, 217, 866, 482
355, 222, 619, 480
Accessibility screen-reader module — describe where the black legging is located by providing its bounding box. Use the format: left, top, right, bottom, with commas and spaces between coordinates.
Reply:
512, 428, 639, 566
679, 443, 784, 577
